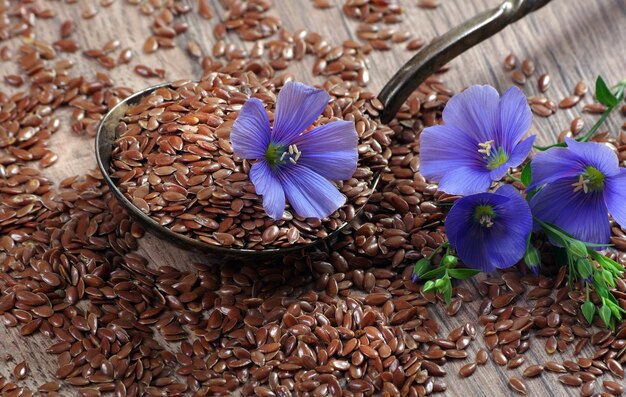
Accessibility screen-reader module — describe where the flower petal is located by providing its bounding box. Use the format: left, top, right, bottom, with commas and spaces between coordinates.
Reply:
250, 161, 285, 220
506, 135, 535, 169
277, 164, 345, 219
494, 183, 525, 201
292, 120, 358, 180
481, 184, 532, 269
230, 98, 271, 160
272, 81, 330, 145
489, 135, 535, 181
527, 146, 584, 191
419, 124, 490, 192
446, 186, 531, 272
438, 165, 494, 195
441, 85, 500, 143
446, 192, 503, 256
564, 137, 620, 177
497, 86, 532, 150
604, 169, 626, 229
530, 177, 610, 244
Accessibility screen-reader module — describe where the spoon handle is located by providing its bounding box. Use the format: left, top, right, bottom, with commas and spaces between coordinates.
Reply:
377, 0, 553, 123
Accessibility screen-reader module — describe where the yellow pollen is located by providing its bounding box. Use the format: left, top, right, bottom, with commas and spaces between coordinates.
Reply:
478, 140, 494, 157
571, 174, 589, 194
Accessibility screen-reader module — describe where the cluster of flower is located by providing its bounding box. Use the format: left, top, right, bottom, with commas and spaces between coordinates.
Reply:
230, 79, 626, 325
418, 85, 626, 273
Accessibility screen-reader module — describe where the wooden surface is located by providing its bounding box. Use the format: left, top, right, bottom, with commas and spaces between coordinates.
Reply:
1, 0, 626, 395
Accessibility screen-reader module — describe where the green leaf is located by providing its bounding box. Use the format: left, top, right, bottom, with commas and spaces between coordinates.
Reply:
423, 280, 436, 292
538, 221, 570, 247
604, 299, 625, 320
441, 255, 458, 268
595, 76, 619, 107
593, 252, 625, 274
448, 268, 480, 280
413, 258, 431, 277
419, 266, 447, 280
581, 300, 595, 324
599, 304, 613, 328
594, 280, 610, 299
521, 162, 532, 186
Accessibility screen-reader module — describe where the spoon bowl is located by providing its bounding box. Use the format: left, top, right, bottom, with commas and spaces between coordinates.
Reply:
95, 82, 380, 261
96, 0, 551, 261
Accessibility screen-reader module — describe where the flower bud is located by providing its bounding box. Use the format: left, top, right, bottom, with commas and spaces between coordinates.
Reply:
523, 245, 541, 275
412, 258, 431, 281
568, 240, 588, 258
441, 255, 458, 268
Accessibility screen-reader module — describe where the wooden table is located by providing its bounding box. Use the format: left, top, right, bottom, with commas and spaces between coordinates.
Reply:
1, 0, 625, 395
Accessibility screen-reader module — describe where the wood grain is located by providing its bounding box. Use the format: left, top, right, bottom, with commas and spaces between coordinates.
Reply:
1, 0, 625, 395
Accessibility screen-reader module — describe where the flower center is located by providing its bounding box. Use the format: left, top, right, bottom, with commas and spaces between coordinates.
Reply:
478, 140, 509, 170
474, 205, 495, 228
571, 166, 605, 194
265, 142, 301, 168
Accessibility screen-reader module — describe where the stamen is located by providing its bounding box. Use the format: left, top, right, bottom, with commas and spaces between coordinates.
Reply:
478, 140, 494, 157
572, 174, 590, 194
474, 205, 495, 228
479, 215, 494, 228
276, 144, 302, 166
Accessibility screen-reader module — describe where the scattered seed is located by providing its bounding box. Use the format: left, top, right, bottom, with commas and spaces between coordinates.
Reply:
604, 380, 625, 395
537, 73, 550, 92
508, 377, 527, 395
523, 365, 544, 378
459, 362, 477, 377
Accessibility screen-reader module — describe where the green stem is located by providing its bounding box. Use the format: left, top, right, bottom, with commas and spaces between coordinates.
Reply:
427, 241, 449, 261
534, 80, 626, 151
577, 104, 617, 143
506, 173, 523, 183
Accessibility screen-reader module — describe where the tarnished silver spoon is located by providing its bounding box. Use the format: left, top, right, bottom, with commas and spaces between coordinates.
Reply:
96, 0, 552, 261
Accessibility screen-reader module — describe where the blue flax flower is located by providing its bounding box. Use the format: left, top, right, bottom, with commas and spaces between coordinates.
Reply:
231, 81, 358, 220
446, 185, 532, 272
420, 85, 535, 195
529, 137, 626, 244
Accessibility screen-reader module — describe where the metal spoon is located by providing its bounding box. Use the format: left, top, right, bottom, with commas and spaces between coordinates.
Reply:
378, 0, 552, 123
96, 0, 552, 260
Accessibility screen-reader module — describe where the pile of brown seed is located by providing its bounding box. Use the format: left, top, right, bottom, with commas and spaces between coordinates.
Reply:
1, 0, 626, 396
109, 75, 390, 249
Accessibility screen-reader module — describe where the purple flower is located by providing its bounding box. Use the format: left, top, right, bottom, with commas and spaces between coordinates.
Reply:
445, 184, 532, 272
529, 137, 626, 244
419, 85, 535, 195
231, 81, 358, 220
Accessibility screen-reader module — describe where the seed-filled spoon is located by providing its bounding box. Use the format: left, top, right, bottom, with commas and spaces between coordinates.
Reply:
96, 0, 552, 261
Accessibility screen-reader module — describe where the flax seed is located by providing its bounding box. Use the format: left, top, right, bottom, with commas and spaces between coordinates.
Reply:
537, 73, 550, 92
508, 377, 527, 395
